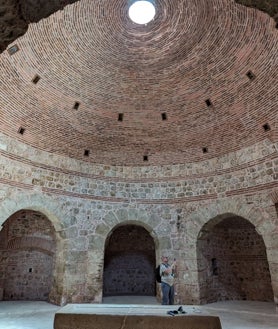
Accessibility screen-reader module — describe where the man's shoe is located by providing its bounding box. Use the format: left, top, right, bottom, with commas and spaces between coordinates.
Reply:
167, 311, 176, 316
177, 306, 186, 314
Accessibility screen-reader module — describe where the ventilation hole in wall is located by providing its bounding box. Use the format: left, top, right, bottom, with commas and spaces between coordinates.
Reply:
84, 149, 90, 156
176, 215, 181, 230
263, 123, 271, 131
274, 202, 278, 214
246, 70, 256, 80
143, 155, 148, 161
29, 268, 33, 273
18, 127, 25, 135
73, 102, 80, 110
202, 147, 208, 153
161, 112, 167, 120
101, 8, 105, 16
211, 258, 218, 276
205, 99, 212, 107
32, 75, 41, 84
118, 113, 124, 121
7, 44, 19, 55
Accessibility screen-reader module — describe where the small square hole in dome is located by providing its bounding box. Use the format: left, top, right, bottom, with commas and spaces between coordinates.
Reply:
8, 44, 19, 55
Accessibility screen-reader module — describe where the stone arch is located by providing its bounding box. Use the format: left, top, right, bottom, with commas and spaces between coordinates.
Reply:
186, 198, 276, 245
196, 212, 274, 304
0, 192, 64, 232
89, 209, 161, 301
98, 208, 161, 255
0, 192, 67, 305
183, 199, 277, 304
103, 223, 156, 297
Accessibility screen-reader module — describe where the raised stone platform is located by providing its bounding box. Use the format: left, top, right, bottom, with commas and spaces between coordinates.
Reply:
54, 304, 222, 329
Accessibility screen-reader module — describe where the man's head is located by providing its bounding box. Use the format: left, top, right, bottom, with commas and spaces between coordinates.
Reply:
161, 255, 169, 263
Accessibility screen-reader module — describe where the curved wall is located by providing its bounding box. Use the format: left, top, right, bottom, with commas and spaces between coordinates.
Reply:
0, 0, 277, 166
0, 132, 277, 305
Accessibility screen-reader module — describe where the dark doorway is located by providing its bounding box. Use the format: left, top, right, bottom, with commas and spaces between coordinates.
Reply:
103, 224, 156, 297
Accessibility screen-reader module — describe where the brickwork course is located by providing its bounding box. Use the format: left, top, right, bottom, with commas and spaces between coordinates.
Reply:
0, 0, 277, 307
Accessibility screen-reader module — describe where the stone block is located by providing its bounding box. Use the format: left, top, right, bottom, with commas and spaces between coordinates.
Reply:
54, 304, 222, 329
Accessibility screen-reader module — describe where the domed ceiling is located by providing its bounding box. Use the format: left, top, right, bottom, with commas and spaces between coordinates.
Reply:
0, 0, 277, 166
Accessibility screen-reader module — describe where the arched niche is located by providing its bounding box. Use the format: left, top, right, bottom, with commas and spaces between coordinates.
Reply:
0, 209, 56, 301
197, 214, 273, 304
103, 224, 156, 297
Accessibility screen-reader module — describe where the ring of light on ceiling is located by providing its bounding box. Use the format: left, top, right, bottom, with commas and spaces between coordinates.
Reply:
128, 0, 156, 25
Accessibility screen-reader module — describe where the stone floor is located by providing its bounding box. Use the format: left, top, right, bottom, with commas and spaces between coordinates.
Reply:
0, 297, 277, 329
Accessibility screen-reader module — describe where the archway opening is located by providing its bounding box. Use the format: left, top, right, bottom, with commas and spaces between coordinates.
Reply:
103, 224, 156, 297
0, 209, 56, 301
197, 215, 273, 304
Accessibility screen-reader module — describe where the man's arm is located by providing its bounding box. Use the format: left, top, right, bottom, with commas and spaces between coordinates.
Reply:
161, 260, 176, 276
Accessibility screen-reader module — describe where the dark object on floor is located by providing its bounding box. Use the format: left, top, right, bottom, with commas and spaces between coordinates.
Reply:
167, 306, 187, 316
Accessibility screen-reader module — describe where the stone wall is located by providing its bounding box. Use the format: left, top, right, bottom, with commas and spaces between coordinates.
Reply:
0, 133, 277, 306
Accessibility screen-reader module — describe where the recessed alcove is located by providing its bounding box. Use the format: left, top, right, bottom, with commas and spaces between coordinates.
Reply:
103, 225, 156, 297
197, 215, 273, 304
0, 210, 56, 301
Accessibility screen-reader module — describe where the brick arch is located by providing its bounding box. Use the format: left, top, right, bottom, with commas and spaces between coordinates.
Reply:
6, 236, 55, 255
270, 189, 278, 204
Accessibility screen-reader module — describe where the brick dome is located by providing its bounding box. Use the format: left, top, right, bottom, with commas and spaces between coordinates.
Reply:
0, 0, 277, 166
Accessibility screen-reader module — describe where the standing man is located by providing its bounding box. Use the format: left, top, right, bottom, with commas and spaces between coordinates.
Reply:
160, 255, 176, 305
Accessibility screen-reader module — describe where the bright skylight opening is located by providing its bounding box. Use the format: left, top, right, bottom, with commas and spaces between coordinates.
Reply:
129, 1, 156, 25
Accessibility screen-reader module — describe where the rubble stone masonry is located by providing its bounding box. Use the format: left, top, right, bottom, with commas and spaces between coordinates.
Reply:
0, 132, 277, 305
